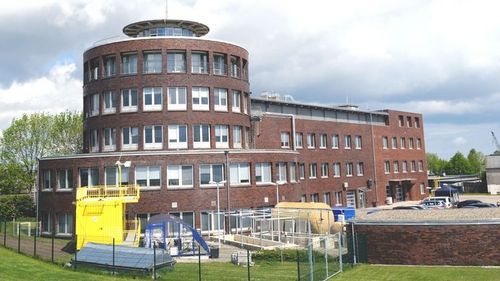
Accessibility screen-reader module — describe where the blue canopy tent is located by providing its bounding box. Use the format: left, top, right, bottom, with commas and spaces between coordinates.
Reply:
434, 184, 459, 203
144, 214, 210, 257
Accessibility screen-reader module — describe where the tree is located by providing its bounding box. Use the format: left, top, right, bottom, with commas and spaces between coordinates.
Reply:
426, 153, 448, 175
467, 148, 485, 174
51, 111, 83, 155
445, 152, 473, 175
0, 163, 32, 194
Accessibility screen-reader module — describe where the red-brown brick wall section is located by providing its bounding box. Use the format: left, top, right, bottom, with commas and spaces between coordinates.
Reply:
373, 110, 428, 203
353, 223, 500, 266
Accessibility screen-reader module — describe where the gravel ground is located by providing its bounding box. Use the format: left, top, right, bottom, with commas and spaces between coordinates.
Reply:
355, 207, 500, 222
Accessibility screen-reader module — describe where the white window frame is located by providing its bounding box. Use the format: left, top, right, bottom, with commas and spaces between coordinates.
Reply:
121, 88, 138, 113
295, 132, 303, 148
384, 161, 391, 174
168, 125, 187, 149
280, 132, 290, 148
57, 169, 72, 191
319, 134, 327, 149
144, 125, 163, 150
121, 53, 137, 74
191, 52, 208, 74
90, 94, 99, 116
233, 126, 242, 148
355, 135, 362, 149
167, 87, 187, 111
299, 163, 305, 180
103, 91, 116, 114
143, 52, 162, 74
393, 161, 399, 173
105, 166, 128, 187
277, 163, 287, 183
357, 162, 364, 176
43, 170, 53, 191
135, 166, 161, 189
420, 183, 425, 195
255, 163, 272, 184
192, 87, 209, 111
103, 56, 116, 78
392, 137, 398, 149
167, 165, 194, 189
411, 160, 416, 172
232, 91, 241, 113
215, 125, 229, 148
90, 129, 99, 152
290, 163, 297, 183
344, 135, 352, 149
321, 163, 328, 178
332, 134, 339, 149
213, 54, 226, 75
193, 124, 210, 149
402, 161, 408, 173
409, 138, 414, 149
309, 163, 317, 179
382, 136, 388, 149
400, 137, 406, 149
199, 164, 225, 187
79, 168, 99, 188
57, 213, 73, 235
307, 133, 315, 149
103, 128, 116, 151
417, 138, 422, 149
333, 163, 341, 177
122, 127, 139, 150
230, 163, 251, 186
167, 52, 186, 73
214, 88, 228, 111
418, 160, 424, 172
143, 87, 163, 111
346, 163, 353, 177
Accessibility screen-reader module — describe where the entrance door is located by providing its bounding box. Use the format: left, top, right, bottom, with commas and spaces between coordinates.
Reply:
395, 185, 403, 201
358, 190, 366, 208
346, 191, 356, 208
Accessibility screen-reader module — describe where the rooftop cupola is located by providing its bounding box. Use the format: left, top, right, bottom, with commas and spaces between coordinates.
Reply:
122, 19, 210, 38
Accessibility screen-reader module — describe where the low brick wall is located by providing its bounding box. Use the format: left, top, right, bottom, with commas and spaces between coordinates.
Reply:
350, 222, 500, 266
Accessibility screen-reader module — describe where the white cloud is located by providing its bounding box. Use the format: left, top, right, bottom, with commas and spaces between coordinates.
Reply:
0, 63, 81, 129
453, 136, 467, 145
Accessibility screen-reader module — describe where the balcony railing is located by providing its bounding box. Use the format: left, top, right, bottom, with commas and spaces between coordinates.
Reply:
76, 185, 140, 201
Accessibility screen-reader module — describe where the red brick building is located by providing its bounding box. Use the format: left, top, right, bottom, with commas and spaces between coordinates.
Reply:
38, 19, 428, 236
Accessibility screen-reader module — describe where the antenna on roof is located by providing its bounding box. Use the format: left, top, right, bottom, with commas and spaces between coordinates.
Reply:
165, 0, 169, 21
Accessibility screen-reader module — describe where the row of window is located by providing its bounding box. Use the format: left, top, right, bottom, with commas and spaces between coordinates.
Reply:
382, 136, 423, 150
40, 160, 371, 191
87, 124, 249, 152
84, 51, 248, 83
383, 160, 425, 174
281, 132, 363, 150
86, 87, 248, 117
40, 213, 73, 235
398, 115, 421, 128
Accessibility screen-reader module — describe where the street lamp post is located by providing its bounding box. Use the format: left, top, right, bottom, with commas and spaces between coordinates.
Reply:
210, 180, 226, 248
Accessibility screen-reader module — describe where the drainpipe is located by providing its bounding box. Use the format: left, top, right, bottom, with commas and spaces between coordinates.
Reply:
225, 150, 230, 233
264, 113, 296, 151
36, 157, 40, 237
370, 112, 379, 206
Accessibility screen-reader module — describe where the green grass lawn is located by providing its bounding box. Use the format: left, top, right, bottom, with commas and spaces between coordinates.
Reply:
1, 246, 499, 281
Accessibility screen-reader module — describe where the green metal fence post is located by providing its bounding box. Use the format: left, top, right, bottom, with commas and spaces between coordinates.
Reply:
17, 223, 21, 253
74, 234, 77, 271
153, 241, 157, 280
33, 223, 37, 257
3, 221, 6, 246
51, 230, 55, 263
198, 244, 202, 281
296, 249, 301, 281
112, 237, 115, 275
247, 248, 251, 281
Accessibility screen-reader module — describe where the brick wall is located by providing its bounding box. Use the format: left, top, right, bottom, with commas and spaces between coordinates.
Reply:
350, 222, 500, 266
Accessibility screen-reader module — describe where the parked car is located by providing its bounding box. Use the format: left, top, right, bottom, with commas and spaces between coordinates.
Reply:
420, 197, 453, 208
457, 200, 482, 208
393, 205, 427, 210
462, 203, 498, 208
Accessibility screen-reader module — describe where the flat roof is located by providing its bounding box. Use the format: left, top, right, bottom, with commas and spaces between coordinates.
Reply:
123, 19, 209, 37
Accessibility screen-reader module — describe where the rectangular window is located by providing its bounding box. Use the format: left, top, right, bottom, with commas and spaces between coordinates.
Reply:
230, 56, 240, 78
320, 134, 327, 148
398, 115, 404, 127
323, 192, 331, 206
121, 88, 138, 112
103, 91, 116, 114
168, 125, 187, 149
295, 132, 303, 148
309, 163, 317, 179
103, 56, 116, 77
191, 52, 208, 74
255, 163, 272, 184
311, 193, 319, 203
290, 163, 297, 182
384, 161, 390, 174
417, 138, 422, 149
409, 138, 414, 149
103, 128, 116, 151
277, 163, 287, 182
143, 87, 162, 111
407, 116, 413, 127
144, 125, 163, 149
214, 88, 228, 111
232, 91, 241, 112
121, 53, 137, 74
143, 52, 162, 73
335, 191, 342, 206
344, 135, 352, 149
307, 133, 315, 148
79, 168, 99, 187
122, 127, 139, 150
135, 166, 161, 188
91, 59, 99, 80
355, 136, 362, 149
230, 163, 250, 185
393, 161, 399, 173
58, 169, 73, 190
167, 165, 193, 188
57, 213, 73, 235
333, 163, 341, 177
43, 170, 52, 190
105, 166, 129, 187
242, 94, 248, 114
400, 137, 406, 149
193, 124, 210, 148
357, 162, 364, 176
201, 211, 224, 233
346, 163, 353, 177
90, 94, 99, 116
420, 183, 425, 194
244, 127, 250, 149
213, 53, 227, 75
215, 125, 229, 148
200, 164, 224, 186
382, 136, 388, 149
392, 137, 397, 149
299, 163, 305, 180
332, 134, 339, 149
301, 195, 307, 203
191, 87, 209, 111
402, 161, 408, 173
90, 129, 99, 152
415, 117, 420, 128
167, 52, 186, 73
233, 126, 242, 148
418, 160, 424, 172
280, 132, 290, 148
321, 163, 328, 178
411, 160, 416, 172
167, 87, 187, 111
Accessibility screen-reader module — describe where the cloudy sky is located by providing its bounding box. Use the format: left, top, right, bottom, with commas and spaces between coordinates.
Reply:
1, 0, 499, 158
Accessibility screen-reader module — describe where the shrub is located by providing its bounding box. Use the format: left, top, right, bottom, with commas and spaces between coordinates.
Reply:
0, 194, 35, 220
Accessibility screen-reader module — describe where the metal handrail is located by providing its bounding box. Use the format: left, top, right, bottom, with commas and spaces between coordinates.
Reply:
76, 185, 139, 200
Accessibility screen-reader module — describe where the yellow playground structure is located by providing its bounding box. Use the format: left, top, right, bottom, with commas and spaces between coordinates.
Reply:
75, 164, 141, 250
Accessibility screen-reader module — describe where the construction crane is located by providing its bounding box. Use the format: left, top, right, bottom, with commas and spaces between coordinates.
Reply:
492, 131, 500, 155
